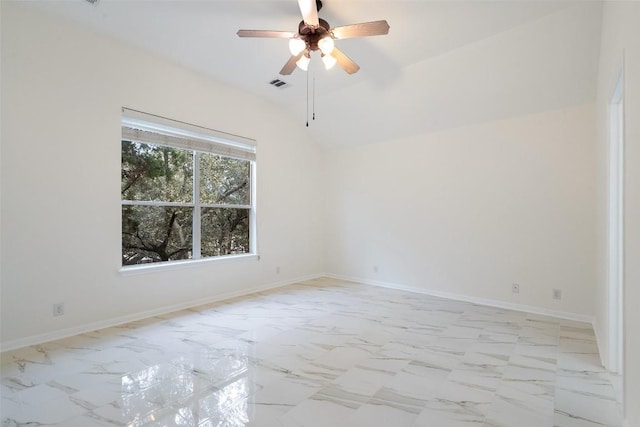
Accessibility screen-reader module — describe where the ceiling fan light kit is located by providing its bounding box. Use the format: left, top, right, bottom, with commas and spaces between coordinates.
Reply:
321, 53, 337, 70
318, 36, 334, 55
296, 54, 311, 71
289, 38, 306, 56
237, 0, 389, 75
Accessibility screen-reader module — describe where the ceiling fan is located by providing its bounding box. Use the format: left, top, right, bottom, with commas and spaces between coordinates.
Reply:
237, 0, 390, 75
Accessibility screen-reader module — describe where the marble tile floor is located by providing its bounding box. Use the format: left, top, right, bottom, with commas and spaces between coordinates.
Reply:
1, 277, 622, 426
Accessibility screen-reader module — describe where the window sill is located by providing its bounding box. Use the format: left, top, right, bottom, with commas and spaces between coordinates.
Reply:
119, 253, 259, 276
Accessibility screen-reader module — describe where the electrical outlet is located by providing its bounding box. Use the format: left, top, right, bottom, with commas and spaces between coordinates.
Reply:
512, 284, 520, 294
373, 265, 379, 273
276, 266, 280, 274
53, 303, 64, 317
553, 289, 562, 300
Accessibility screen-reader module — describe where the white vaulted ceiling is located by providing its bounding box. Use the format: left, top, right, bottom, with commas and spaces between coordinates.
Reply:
23, 0, 603, 147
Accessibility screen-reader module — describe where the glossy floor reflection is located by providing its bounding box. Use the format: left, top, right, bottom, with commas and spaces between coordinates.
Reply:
1, 278, 622, 426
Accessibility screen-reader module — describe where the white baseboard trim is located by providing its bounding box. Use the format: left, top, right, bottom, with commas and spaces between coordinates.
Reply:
592, 317, 608, 370
2, 273, 596, 352
326, 273, 595, 324
0, 273, 324, 353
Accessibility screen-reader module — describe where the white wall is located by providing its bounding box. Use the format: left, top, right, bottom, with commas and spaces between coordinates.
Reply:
0, 3, 325, 349
594, 2, 640, 426
325, 104, 596, 318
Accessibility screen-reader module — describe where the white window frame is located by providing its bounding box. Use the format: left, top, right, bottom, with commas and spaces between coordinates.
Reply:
120, 108, 257, 272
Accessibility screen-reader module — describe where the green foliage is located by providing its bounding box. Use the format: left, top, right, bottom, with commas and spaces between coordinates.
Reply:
122, 206, 193, 265
121, 141, 193, 202
201, 208, 250, 257
199, 153, 250, 205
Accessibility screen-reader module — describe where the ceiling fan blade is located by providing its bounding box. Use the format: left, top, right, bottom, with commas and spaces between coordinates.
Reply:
332, 47, 360, 74
237, 30, 296, 38
280, 52, 304, 75
331, 20, 390, 39
298, 0, 319, 27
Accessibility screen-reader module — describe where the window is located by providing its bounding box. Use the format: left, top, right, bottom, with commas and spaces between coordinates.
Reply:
121, 109, 256, 267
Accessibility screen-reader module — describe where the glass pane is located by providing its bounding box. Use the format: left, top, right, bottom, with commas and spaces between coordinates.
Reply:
201, 208, 250, 257
122, 205, 193, 265
122, 141, 193, 202
199, 154, 250, 205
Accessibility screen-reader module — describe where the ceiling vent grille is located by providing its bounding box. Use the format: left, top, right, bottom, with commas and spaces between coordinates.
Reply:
269, 79, 289, 88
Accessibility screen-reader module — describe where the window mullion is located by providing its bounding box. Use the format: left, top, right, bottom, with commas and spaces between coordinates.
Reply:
192, 152, 201, 259
121, 200, 194, 207
249, 160, 257, 255
200, 203, 252, 209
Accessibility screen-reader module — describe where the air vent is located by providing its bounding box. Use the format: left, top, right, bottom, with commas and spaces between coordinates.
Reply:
84, 0, 100, 4
269, 79, 289, 88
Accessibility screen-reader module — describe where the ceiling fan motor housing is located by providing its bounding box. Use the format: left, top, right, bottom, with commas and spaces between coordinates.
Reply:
298, 18, 331, 52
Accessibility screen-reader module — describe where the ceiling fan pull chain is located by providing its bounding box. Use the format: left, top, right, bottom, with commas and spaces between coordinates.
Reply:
313, 74, 316, 121
306, 69, 309, 127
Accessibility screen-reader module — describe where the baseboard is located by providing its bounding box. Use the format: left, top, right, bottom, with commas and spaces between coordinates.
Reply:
326, 273, 595, 324
2, 272, 596, 352
592, 317, 608, 370
0, 273, 324, 353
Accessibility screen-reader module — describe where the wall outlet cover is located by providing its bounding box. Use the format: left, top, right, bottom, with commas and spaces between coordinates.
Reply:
53, 303, 64, 316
